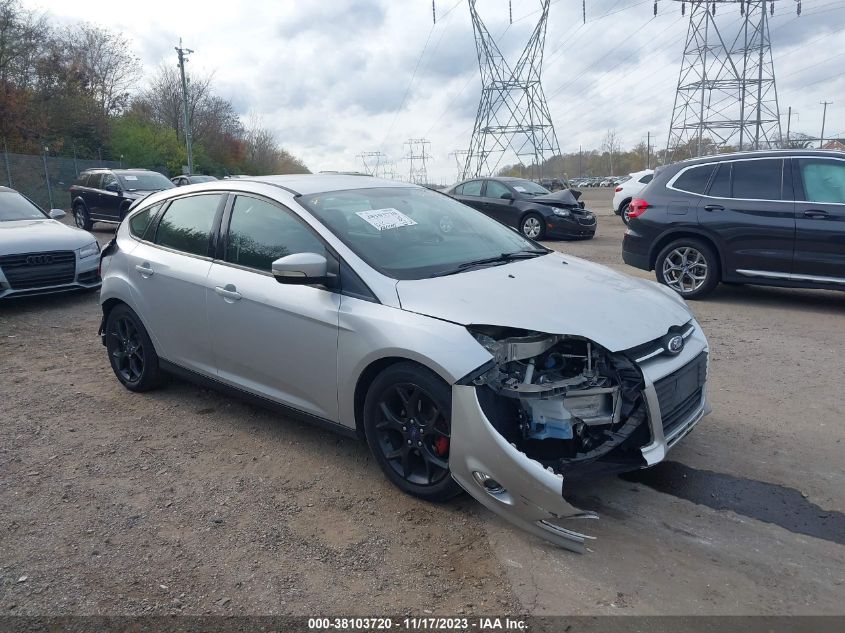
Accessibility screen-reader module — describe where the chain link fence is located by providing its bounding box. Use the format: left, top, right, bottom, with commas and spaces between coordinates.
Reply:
1, 143, 122, 211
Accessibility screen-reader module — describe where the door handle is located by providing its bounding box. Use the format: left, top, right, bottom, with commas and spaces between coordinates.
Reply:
135, 263, 154, 277
214, 285, 242, 302
803, 209, 829, 219
703, 204, 724, 212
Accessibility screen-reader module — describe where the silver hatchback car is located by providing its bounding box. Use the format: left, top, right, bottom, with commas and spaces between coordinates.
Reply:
99, 175, 710, 551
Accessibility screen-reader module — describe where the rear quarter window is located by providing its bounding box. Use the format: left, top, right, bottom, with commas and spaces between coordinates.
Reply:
672, 164, 715, 195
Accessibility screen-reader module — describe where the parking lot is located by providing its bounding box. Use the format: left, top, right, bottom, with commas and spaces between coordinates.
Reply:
1, 187, 843, 616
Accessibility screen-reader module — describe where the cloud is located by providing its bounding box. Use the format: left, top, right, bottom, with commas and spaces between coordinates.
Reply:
27, 0, 843, 182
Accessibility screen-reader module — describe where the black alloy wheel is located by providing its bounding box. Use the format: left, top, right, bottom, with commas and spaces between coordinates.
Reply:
363, 363, 461, 502
105, 304, 162, 392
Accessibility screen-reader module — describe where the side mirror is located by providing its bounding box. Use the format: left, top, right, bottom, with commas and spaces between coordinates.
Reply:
500, 192, 513, 200
49, 209, 66, 220
272, 252, 336, 287
105, 182, 121, 193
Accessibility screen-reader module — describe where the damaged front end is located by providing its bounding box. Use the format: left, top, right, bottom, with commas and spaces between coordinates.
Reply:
448, 326, 655, 553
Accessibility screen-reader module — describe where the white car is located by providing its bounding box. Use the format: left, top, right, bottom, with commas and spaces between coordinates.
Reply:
0, 186, 100, 299
613, 169, 654, 223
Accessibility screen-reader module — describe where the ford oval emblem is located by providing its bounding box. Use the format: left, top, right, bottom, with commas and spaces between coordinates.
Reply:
666, 335, 684, 354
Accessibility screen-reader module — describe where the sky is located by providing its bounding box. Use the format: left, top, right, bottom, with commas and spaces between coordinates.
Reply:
30, 0, 845, 183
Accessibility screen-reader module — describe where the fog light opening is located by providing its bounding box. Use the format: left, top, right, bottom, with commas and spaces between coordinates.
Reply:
472, 471, 505, 495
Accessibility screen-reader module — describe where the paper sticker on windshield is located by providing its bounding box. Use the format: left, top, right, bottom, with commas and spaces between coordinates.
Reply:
356, 208, 417, 231
513, 186, 527, 192
123, 176, 138, 181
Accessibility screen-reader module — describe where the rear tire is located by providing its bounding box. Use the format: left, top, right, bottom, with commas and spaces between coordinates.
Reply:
105, 304, 162, 392
73, 203, 93, 231
520, 213, 545, 240
654, 238, 720, 299
620, 200, 632, 224
363, 362, 462, 502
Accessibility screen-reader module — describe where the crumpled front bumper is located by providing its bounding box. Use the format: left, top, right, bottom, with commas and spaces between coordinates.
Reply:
448, 323, 710, 553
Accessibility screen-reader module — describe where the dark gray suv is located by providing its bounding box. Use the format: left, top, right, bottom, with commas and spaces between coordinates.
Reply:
622, 150, 845, 298
69, 169, 174, 230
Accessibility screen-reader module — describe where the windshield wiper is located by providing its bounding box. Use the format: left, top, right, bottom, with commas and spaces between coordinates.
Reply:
430, 250, 547, 278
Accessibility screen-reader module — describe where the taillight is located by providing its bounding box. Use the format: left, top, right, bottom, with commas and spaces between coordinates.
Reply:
628, 198, 649, 219
615, 186, 623, 192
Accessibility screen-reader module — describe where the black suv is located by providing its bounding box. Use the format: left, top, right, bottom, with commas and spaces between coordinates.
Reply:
69, 169, 174, 230
622, 150, 845, 298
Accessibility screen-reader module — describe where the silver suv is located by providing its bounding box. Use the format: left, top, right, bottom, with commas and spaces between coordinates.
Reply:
99, 175, 710, 551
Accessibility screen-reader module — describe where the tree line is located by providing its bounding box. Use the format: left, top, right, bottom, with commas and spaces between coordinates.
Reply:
0, 0, 308, 177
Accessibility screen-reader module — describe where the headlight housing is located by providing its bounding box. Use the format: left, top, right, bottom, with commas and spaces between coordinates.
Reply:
77, 241, 100, 259
552, 208, 571, 217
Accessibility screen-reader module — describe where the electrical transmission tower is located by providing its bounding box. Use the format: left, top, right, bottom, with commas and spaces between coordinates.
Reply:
464, 0, 561, 179
357, 151, 387, 177
449, 149, 470, 182
663, 0, 802, 160
404, 139, 431, 184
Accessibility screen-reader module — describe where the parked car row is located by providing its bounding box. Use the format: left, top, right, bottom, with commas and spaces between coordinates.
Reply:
571, 176, 625, 188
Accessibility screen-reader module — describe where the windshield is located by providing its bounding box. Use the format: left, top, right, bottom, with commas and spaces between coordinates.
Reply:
0, 191, 47, 221
117, 172, 175, 191
508, 179, 551, 196
299, 187, 547, 280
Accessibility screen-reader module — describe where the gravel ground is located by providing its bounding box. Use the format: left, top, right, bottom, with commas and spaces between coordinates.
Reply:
0, 187, 843, 616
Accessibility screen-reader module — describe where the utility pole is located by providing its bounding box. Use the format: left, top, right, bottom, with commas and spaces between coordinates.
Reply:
578, 146, 582, 178
176, 39, 194, 174
646, 131, 652, 170
819, 101, 832, 149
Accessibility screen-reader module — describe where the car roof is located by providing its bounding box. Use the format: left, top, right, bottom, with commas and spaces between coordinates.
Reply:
0, 186, 15, 193
673, 149, 845, 168
242, 174, 414, 196
81, 168, 153, 174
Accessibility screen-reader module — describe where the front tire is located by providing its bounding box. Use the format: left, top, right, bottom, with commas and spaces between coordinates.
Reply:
520, 213, 545, 240
105, 304, 162, 392
73, 203, 93, 231
655, 238, 720, 299
363, 362, 462, 502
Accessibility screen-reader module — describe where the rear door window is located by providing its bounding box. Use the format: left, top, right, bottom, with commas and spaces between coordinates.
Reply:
85, 173, 102, 188
461, 180, 483, 197
732, 159, 783, 200
707, 163, 731, 198
128, 203, 163, 240
672, 165, 715, 194
154, 194, 223, 257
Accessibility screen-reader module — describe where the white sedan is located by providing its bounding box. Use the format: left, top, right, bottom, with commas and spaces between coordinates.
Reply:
613, 169, 654, 223
0, 186, 101, 299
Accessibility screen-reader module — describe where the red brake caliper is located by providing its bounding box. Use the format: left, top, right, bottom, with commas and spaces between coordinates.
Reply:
434, 436, 449, 457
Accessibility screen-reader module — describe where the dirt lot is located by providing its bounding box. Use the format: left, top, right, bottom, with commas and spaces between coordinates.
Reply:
1, 187, 843, 616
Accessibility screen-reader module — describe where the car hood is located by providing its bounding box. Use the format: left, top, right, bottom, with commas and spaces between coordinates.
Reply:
0, 219, 95, 255
395, 252, 691, 352
530, 189, 581, 206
